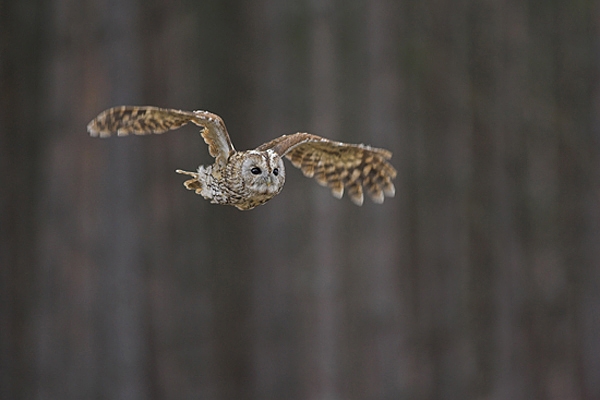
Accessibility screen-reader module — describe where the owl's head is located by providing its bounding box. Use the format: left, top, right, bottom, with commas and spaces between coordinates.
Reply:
240, 149, 286, 195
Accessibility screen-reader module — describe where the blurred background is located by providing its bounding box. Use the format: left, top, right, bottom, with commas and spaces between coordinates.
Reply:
2, 0, 600, 399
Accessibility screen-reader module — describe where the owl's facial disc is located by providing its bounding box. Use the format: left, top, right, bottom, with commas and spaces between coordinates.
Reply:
241, 150, 285, 195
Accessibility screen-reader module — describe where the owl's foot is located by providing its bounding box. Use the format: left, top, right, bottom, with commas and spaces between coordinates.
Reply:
175, 169, 203, 193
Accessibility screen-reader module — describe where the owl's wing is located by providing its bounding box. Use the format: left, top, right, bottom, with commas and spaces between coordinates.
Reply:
257, 133, 397, 205
87, 106, 235, 167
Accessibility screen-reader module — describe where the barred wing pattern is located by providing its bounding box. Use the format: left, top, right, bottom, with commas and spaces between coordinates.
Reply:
257, 133, 396, 205
87, 106, 235, 167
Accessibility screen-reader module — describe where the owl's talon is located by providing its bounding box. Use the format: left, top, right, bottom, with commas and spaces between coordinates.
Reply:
183, 178, 202, 191
175, 169, 198, 178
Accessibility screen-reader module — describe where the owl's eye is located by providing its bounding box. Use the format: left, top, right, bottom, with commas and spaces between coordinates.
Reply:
250, 167, 262, 175
273, 168, 279, 176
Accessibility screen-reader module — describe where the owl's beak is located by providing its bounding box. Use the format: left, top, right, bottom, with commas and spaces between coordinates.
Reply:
262, 175, 278, 192
266, 175, 276, 186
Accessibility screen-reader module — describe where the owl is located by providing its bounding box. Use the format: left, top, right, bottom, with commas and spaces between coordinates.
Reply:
87, 106, 397, 210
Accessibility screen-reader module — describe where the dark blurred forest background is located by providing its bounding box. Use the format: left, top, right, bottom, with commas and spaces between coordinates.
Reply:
2, 0, 600, 399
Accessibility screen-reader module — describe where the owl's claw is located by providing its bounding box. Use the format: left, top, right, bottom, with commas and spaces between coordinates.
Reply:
175, 169, 197, 178
175, 169, 203, 192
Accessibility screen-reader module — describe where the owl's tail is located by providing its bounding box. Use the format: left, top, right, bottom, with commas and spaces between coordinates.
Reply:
175, 169, 203, 193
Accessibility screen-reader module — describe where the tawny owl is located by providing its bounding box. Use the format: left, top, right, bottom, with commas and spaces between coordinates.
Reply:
87, 106, 397, 210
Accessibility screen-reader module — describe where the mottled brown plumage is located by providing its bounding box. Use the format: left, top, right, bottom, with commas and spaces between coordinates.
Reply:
88, 106, 397, 210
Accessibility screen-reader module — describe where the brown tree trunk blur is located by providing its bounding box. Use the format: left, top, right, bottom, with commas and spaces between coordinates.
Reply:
32, 1, 150, 399
1, 1, 46, 399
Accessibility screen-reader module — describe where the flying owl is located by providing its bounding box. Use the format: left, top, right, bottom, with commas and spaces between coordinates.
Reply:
87, 106, 397, 210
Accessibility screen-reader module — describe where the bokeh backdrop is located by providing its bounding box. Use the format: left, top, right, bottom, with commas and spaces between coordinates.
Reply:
2, 0, 600, 399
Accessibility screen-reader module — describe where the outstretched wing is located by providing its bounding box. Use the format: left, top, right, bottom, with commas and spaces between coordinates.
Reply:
257, 133, 396, 205
87, 106, 235, 167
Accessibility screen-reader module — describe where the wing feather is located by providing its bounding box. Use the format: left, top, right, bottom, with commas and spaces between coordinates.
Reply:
258, 133, 396, 205
87, 106, 235, 167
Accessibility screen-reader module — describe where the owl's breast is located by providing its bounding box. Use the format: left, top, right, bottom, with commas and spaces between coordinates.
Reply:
226, 181, 282, 210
